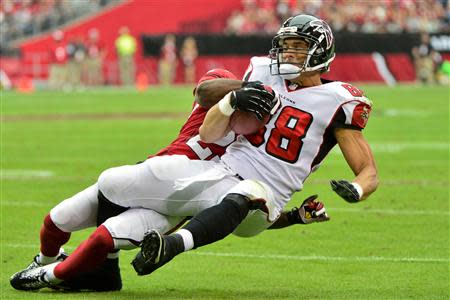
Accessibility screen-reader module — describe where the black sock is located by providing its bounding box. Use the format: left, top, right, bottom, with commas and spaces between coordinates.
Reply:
183, 194, 250, 249
165, 234, 185, 258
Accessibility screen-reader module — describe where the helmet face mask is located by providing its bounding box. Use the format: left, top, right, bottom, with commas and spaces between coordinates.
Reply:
269, 15, 336, 78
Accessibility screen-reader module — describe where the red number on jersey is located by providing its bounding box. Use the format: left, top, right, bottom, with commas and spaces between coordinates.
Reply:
266, 107, 313, 163
244, 107, 313, 163
341, 83, 364, 97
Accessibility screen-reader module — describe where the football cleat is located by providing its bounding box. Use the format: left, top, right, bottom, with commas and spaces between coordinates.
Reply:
132, 230, 179, 276
10, 263, 57, 291
142, 230, 165, 264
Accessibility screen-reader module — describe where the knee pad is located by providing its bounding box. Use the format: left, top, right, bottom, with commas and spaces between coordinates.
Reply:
96, 192, 129, 226
233, 209, 276, 238
226, 180, 279, 222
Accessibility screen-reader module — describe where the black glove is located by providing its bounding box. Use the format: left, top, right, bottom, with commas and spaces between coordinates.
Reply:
286, 195, 330, 224
330, 180, 360, 203
230, 86, 277, 120
242, 81, 265, 90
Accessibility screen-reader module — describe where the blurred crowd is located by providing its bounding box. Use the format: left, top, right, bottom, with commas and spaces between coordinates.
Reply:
46, 26, 140, 89
0, 0, 119, 44
226, 0, 450, 35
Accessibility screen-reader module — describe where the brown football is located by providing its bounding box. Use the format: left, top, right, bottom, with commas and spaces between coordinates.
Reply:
229, 110, 270, 135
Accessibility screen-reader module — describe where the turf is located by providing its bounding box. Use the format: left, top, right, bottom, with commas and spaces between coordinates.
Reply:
1, 85, 449, 299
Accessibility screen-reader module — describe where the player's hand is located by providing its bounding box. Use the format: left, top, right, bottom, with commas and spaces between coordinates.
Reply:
296, 194, 330, 224
330, 179, 361, 203
230, 86, 279, 120
241, 80, 265, 90
287, 195, 329, 224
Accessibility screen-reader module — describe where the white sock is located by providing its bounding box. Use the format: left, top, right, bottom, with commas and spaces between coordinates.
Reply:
107, 251, 120, 259
38, 247, 64, 265
38, 253, 57, 265
176, 229, 194, 251
42, 262, 62, 284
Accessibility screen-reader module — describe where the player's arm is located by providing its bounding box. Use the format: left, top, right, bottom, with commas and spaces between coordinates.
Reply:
268, 195, 330, 229
195, 79, 243, 108
199, 87, 278, 143
331, 128, 378, 203
199, 93, 234, 143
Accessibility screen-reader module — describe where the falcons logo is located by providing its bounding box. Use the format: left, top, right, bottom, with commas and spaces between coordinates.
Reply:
310, 20, 334, 50
360, 106, 370, 125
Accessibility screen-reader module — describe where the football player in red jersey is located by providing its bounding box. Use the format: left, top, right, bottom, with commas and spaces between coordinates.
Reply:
10, 68, 329, 292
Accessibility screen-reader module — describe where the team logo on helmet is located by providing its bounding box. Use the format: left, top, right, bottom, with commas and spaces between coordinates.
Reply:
309, 20, 334, 50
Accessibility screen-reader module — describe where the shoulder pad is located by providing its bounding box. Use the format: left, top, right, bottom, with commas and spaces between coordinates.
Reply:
244, 56, 271, 81
332, 82, 372, 106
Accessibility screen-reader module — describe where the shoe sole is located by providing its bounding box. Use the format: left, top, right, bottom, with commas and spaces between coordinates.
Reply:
141, 230, 164, 264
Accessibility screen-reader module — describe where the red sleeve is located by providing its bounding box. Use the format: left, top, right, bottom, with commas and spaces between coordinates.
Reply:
351, 102, 372, 129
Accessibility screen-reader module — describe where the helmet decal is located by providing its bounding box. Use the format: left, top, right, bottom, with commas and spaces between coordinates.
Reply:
309, 19, 334, 50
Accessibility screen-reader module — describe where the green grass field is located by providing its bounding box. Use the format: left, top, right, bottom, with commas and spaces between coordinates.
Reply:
1, 85, 449, 299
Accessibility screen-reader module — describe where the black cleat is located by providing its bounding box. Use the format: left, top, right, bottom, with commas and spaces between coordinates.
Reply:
132, 230, 182, 276
142, 230, 165, 264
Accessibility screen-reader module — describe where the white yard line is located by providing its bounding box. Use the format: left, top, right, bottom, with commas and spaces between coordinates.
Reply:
327, 207, 450, 216
2, 201, 52, 207
381, 109, 433, 117
1, 169, 54, 178
331, 142, 449, 154
3, 243, 448, 264
189, 251, 449, 264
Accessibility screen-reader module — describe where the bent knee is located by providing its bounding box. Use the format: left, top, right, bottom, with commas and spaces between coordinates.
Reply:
97, 165, 135, 200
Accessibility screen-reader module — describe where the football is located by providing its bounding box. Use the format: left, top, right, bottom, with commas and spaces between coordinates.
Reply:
229, 110, 270, 135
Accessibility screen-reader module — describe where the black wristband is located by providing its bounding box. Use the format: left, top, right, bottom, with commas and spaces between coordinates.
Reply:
286, 207, 303, 224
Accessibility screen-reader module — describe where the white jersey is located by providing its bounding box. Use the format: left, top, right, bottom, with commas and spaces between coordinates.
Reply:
221, 56, 372, 211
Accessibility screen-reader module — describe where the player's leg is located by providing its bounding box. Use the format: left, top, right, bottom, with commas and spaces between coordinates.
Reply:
26, 183, 99, 270
53, 208, 186, 283
97, 155, 240, 216
132, 180, 278, 275
10, 208, 186, 291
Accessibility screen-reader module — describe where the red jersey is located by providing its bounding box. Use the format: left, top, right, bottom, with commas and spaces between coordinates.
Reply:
153, 69, 238, 160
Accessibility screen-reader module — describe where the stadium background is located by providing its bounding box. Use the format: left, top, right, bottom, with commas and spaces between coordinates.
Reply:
1, 0, 449, 299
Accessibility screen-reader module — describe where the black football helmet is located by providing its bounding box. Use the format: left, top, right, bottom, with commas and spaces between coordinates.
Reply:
269, 14, 335, 77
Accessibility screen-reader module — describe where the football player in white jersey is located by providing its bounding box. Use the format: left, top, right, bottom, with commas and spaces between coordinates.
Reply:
132, 14, 378, 275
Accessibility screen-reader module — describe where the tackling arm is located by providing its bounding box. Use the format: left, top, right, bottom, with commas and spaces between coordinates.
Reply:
334, 128, 379, 201
195, 79, 243, 108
